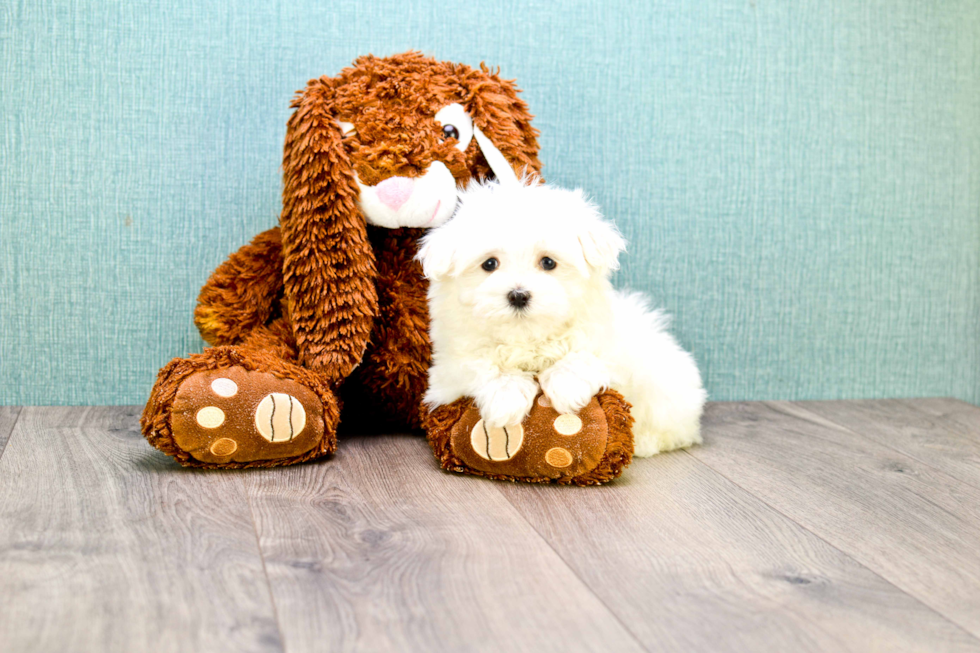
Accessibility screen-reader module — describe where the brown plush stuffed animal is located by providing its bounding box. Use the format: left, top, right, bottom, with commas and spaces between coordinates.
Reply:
141, 52, 632, 483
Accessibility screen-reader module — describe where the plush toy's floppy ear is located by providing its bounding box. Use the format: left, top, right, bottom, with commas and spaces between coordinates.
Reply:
280, 77, 378, 384
575, 191, 627, 274
462, 64, 543, 182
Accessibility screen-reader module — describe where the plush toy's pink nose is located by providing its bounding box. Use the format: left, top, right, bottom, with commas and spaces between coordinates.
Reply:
375, 176, 414, 210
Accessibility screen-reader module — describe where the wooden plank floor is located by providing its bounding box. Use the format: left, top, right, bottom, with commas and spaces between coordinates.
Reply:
1, 400, 978, 652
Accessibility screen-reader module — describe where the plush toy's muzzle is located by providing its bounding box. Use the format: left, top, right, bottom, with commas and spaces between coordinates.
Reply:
356, 161, 458, 229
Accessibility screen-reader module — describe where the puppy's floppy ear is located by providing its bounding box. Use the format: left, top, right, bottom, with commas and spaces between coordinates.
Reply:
574, 191, 627, 273
280, 76, 378, 383
416, 223, 458, 280
461, 64, 543, 182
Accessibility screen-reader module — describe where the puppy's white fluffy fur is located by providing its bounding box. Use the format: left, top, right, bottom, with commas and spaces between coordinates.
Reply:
417, 178, 706, 457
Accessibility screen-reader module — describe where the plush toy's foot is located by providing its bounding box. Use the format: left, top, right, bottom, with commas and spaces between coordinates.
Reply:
142, 347, 340, 468
422, 390, 634, 485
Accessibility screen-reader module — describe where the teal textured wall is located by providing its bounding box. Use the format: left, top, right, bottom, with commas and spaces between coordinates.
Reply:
1, 0, 978, 406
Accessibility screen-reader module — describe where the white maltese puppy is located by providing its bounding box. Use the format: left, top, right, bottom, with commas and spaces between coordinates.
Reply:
417, 177, 706, 457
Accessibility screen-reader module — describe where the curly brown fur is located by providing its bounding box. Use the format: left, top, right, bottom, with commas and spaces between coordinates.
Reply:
240, 317, 298, 361
327, 53, 541, 185
195, 228, 284, 346
142, 345, 340, 468
422, 390, 634, 486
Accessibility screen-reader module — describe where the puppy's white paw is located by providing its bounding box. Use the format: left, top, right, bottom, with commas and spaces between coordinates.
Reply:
476, 375, 539, 428
540, 370, 596, 415
539, 356, 609, 415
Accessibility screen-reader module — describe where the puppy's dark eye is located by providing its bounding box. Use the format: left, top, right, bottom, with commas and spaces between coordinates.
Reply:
540, 257, 557, 271
441, 124, 460, 141
481, 257, 499, 272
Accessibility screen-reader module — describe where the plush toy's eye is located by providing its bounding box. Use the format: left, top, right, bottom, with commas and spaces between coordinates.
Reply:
540, 257, 557, 271
338, 121, 356, 139
481, 257, 499, 272
441, 124, 460, 141
434, 103, 474, 151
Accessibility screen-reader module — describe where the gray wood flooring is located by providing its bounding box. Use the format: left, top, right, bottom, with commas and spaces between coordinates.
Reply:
1, 399, 978, 652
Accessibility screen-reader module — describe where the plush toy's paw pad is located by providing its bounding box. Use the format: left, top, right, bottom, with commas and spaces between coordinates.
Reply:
430, 392, 632, 484
170, 366, 325, 464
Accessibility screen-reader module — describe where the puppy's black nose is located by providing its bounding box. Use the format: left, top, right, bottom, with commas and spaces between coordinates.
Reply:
507, 289, 531, 309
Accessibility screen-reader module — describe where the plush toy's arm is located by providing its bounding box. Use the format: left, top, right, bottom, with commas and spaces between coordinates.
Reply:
280, 79, 378, 385
194, 228, 284, 346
